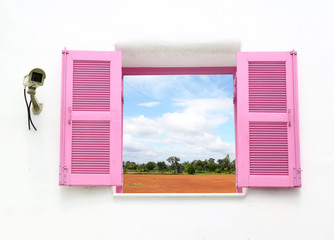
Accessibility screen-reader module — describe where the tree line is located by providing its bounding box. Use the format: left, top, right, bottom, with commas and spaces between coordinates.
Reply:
123, 154, 235, 175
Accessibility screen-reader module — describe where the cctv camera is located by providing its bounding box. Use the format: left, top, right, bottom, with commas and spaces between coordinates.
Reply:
23, 68, 46, 117
23, 68, 46, 88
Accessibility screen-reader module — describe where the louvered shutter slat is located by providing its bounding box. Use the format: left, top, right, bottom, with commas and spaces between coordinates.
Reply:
73, 60, 111, 112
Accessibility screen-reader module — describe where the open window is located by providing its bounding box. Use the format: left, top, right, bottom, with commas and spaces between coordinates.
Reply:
59, 49, 301, 193
122, 71, 236, 193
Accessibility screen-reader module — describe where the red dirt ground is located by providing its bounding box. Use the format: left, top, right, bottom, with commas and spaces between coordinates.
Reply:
123, 174, 236, 193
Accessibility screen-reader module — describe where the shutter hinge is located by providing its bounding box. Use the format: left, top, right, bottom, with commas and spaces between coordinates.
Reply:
290, 49, 297, 55
62, 48, 69, 54
68, 107, 72, 124
293, 168, 302, 186
288, 109, 292, 127
60, 166, 68, 184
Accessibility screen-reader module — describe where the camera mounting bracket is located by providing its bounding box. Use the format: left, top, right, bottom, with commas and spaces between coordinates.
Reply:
27, 86, 43, 115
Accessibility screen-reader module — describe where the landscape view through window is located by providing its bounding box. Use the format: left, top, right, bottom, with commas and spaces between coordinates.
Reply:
123, 74, 236, 193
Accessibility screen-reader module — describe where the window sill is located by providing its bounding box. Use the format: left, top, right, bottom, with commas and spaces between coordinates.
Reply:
112, 187, 247, 197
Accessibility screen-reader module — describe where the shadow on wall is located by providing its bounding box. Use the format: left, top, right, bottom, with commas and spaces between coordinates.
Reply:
59, 186, 113, 208
59, 186, 301, 206
246, 188, 302, 206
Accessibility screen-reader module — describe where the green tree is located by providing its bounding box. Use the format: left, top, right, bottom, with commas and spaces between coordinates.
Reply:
137, 163, 147, 172
167, 156, 181, 173
145, 161, 156, 171
218, 154, 230, 170
125, 161, 138, 170
192, 160, 203, 173
208, 158, 215, 164
185, 163, 195, 175
228, 159, 236, 173
203, 159, 210, 172
157, 161, 168, 171
208, 158, 217, 172
181, 161, 189, 172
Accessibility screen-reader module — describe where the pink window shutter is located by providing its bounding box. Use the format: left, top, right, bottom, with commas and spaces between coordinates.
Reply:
236, 51, 301, 188
59, 50, 123, 186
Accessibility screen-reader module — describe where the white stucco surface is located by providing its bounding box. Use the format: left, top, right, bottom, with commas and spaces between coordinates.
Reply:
1, 0, 334, 239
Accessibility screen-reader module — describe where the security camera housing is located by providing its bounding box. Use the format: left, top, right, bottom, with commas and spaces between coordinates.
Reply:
23, 68, 46, 116
23, 68, 46, 87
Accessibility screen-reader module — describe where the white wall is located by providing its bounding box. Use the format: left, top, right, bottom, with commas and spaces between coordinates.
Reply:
1, 0, 334, 239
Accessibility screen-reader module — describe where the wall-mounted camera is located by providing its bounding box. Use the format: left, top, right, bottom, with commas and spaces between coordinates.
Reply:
23, 68, 46, 88
23, 68, 46, 130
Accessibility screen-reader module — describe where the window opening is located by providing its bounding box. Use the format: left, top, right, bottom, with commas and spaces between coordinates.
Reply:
122, 74, 236, 193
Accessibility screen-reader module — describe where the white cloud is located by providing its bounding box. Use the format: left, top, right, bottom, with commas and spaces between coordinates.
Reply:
123, 134, 150, 152
123, 133, 235, 164
123, 97, 235, 163
124, 115, 162, 137
161, 98, 232, 134
138, 101, 160, 107
125, 97, 232, 138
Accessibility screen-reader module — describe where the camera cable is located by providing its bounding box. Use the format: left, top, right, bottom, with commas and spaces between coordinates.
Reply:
24, 88, 37, 131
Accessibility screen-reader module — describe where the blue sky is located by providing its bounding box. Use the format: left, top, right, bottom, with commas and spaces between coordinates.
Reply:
123, 74, 235, 163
